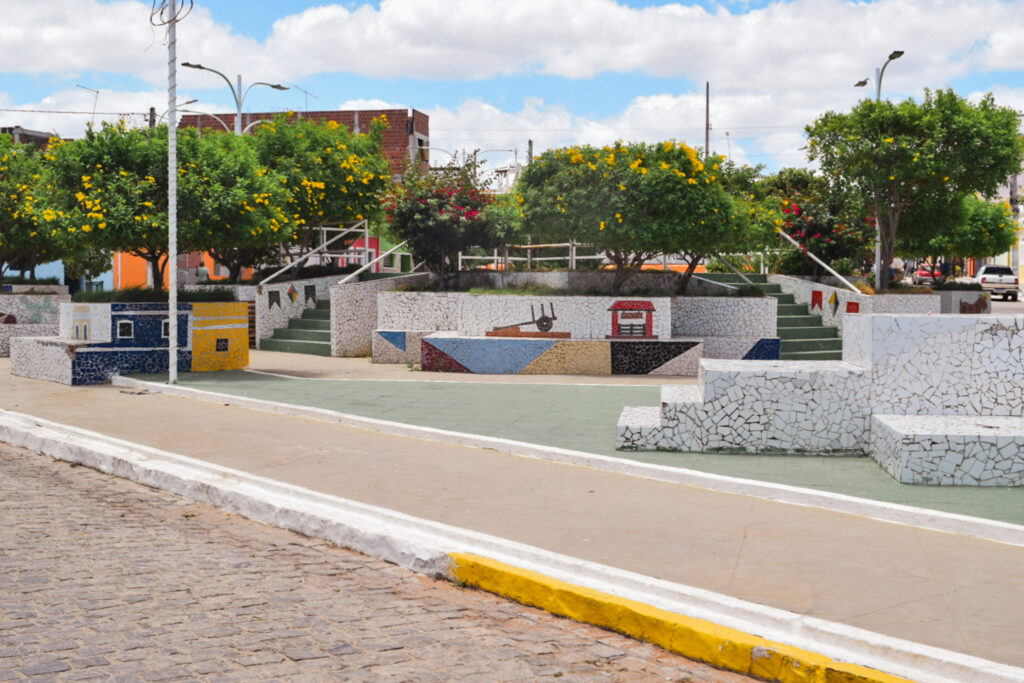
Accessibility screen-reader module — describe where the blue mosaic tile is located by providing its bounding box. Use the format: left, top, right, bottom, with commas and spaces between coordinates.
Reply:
71, 348, 192, 385
377, 330, 407, 351
427, 337, 556, 374
743, 338, 781, 360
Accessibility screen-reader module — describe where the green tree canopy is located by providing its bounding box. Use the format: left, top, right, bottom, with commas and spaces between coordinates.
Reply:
0, 134, 63, 278
806, 89, 1024, 291
177, 130, 291, 282
518, 141, 747, 293
46, 121, 171, 288
250, 114, 391, 258
384, 156, 498, 282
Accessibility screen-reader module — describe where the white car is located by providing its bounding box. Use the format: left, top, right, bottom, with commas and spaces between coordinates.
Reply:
975, 265, 1019, 301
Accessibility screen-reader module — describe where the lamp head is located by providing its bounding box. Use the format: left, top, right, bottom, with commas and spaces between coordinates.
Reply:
181, 62, 203, 69
270, 84, 289, 91
889, 50, 904, 60
854, 78, 869, 87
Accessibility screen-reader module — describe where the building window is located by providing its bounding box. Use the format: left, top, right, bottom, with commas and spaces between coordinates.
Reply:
216, 338, 229, 352
117, 321, 134, 339
162, 320, 170, 338
83, 323, 88, 340
74, 324, 80, 340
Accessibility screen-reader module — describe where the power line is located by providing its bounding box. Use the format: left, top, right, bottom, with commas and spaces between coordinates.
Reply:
0, 107, 148, 116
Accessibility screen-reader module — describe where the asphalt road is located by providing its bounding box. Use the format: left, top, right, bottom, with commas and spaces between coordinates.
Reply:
0, 443, 750, 682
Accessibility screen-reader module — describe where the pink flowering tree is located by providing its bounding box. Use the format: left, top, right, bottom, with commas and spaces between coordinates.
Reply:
384, 155, 498, 284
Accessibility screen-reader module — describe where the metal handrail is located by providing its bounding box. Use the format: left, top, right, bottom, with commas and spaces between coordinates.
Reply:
776, 230, 861, 294
713, 255, 756, 286
337, 240, 410, 285
693, 275, 739, 291
259, 221, 366, 285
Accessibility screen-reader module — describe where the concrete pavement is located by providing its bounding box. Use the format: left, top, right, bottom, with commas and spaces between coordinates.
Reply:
2, 353, 1024, 681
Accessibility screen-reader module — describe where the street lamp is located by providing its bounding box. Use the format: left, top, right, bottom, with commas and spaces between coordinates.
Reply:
855, 50, 904, 101
76, 84, 99, 127
181, 62, 288, 135
856, 50, 905, 289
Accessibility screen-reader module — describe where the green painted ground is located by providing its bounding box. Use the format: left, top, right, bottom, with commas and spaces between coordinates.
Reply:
142, 370, 1024, 527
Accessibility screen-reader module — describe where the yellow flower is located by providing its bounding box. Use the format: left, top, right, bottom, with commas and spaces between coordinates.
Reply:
599, 221, 605, 230
883, 137, 894, 143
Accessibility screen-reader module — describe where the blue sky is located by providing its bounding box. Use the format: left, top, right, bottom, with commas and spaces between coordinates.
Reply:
2, 0, 1024, 173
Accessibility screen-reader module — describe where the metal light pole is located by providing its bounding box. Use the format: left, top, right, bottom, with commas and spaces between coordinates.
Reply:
76, 84, 99, 128
856, 50, 904, 289
166, 1, 179, 383
181, 62, 288, 135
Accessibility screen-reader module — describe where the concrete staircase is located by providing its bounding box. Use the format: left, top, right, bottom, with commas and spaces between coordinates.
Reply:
700, 273, 842, 360
259, 300, 332, 356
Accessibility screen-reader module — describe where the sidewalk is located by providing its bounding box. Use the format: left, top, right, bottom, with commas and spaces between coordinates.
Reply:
2, 353, 1023, 681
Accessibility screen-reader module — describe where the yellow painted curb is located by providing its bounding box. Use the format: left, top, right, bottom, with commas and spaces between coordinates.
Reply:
450, 553, 913, 683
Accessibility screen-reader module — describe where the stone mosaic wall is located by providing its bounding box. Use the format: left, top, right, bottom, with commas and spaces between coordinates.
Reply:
377, 292, 460, 331
619, 314, 1024, 485
11, 302, 248, 385
0, 284, 67, 294
671, 297, 776, 338
330, 273, 432, 356
872, 414, 1024, 486
457, 295, 673, 339
768, 275, 940, 332
421, 333, 703, 376
371, 330, 431, 364
0, 293, 70, 357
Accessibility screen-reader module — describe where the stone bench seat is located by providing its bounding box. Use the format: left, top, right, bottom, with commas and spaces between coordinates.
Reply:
871, 414, 1024, 486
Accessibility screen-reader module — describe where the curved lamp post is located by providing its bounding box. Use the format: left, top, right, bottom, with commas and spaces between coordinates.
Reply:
855, 50, 904, 101
181, 62, 287, 135
856, 50, 905, 288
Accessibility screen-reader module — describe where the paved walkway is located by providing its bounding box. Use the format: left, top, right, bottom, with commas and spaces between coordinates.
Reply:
2, 354, 1024, 678
1, 443, 743, 681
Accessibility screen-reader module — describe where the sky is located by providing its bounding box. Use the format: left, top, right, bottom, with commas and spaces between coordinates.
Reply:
2, 0, 1024, 175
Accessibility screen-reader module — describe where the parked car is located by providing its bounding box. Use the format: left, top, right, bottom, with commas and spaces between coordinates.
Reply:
975, 265, 1019, 301
911, 264, 944, 286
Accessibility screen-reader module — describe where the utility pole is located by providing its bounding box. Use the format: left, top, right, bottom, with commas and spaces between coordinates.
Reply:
148, 107, 157, 128
704, 81, 710, 159
527, 139, 533, 164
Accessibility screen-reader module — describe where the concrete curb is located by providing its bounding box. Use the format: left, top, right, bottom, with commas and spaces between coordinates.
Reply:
2, 408, 1022, 682
113, 375, 1024, 549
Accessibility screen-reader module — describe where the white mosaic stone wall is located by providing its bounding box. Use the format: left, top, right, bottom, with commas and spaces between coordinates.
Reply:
0, 284, 67, 294
377, 292, 460, 331
671, 297, 775, 338
0, 293, 69, 325
456, 295, 672, 339
0, 324, 57, 356
61, 303, 112, 342
768, 275, 940, 332
619, 313, 1024, 485
9, 337, 74, 384
872, 414, 1024, 486
371, 330, 430, 364
330, 273, 432, 357
618, 360, 871, 453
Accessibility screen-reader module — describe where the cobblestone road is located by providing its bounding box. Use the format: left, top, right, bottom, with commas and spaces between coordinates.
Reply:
0, 445, 749, 681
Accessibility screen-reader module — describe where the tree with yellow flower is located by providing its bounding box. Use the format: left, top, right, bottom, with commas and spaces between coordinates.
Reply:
519, 141, 747, 294
0, 133, 64, 279
250, 113, 391, 261
806, 89, 1023, 291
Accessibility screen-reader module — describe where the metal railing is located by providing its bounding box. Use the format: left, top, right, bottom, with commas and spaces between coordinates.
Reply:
259, 221, 367, 285
776, 230, 861, 294
337, 240, 412, 285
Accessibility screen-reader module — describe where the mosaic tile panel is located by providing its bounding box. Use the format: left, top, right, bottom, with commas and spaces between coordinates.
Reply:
72, 348, 193, 386
671, 297, 776, 338
0, 293, 69, 325
9, 337, 75, 384
938, 290, 991, 314
377, 291, 460, 331
742, 338, 781, 360
419, 334, 704, 376
330, 273, 432, 357
191, 302, 249, 372
0, 324, 58, 357
372, 330, 431, 364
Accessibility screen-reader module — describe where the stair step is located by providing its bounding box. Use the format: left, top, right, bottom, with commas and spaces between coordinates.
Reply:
272, 328, 331, 342
316, 299, 331, 310
780, 349, 844, 361
699, 273, 768, 284
781, 338, 844, 353
301, 308, 331, 320
260, 338, 333, 356
776, 303, 809, 316
767, 293, 796, 304
777, 315, 824, 328
288, 318, 331, 331
778, 326, 839, 340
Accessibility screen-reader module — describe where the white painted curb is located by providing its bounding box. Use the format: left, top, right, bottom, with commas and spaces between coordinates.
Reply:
113, 375, 1024, 549
2, 409, 1022, 683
